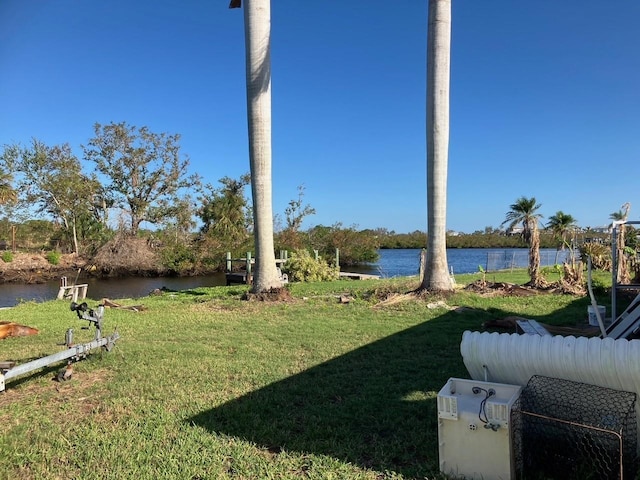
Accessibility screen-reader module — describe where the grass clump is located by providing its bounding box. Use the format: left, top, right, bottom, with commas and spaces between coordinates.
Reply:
1, 251, 13, 263
45, 250, 61, 265
0, 273, 611, 479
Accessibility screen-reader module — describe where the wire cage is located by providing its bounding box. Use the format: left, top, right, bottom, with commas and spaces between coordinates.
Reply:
512, 375, 637, 480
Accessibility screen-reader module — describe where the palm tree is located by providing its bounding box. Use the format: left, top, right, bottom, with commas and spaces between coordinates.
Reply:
610, 203, 631, 284
547, 210, 578, 272
230, 0, 281, 292
503, 197, 545, 288
547, 211, 577, 249
420, 0, 454, 292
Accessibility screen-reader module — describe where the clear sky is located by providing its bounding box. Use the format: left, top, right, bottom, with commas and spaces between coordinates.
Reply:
1, 1, 639, 234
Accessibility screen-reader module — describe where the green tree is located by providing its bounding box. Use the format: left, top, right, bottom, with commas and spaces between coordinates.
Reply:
503, 196, 545, 287
0, 170, 16, 206
161, 195, 197, 244
156, 195, 198, 273
6, 139, 102, 254
285, 185, 315, 233
278, 185, 315, 250
83, 122, 199, 236
231, 0, 282, 293
307, 223, 379, 267
420, 0, 454, 292
0, 146, 20, 238
198, 174, 251, 251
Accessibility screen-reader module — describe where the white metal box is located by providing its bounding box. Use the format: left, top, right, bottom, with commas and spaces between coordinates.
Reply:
437, 377, 521, 480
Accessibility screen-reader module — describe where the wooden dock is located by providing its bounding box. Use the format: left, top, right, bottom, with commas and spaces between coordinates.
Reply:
57, 276, 88, 302
225, 271, 252, 286
224, 252, 379, 285
339, 272, 380, 280
225, 252, 288, 286
227, 271, 379, 284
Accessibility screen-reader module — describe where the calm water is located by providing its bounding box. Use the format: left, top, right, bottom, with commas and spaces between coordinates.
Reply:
0, 248, 571, 307
0, 273, 227, 308
350, 248, 572, 278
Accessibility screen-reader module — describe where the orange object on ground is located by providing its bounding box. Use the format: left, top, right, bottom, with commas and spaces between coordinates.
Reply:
0, 321, 39, 339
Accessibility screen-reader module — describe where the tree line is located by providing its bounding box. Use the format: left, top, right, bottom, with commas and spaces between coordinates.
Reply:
0, 125, 631, 278
500, 196, 638, 288
0, 123, 378, 272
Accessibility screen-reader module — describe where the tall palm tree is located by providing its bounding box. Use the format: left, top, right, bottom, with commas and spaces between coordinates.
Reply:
503, 196, 545, 288
420, 0, 454, 292
230, 0, 281, 292
610, 203, 631, 284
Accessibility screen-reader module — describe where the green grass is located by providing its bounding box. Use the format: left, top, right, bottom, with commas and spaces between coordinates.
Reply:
0, 272, 613, 479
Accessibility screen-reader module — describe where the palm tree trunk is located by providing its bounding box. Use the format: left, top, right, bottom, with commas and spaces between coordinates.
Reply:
420, 0, 453, 292
617, 224, 630, 284
529, 225, 542, 286
243, 0, 280, 292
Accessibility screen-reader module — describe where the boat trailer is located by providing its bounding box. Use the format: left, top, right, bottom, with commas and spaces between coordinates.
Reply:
0, 302, 120, 392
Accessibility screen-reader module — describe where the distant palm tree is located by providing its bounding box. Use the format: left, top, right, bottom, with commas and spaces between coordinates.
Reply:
547, 211, 577, 249
503, 197, 545, 288
547, 210, 577, 266
230, 0, 281, 292
420, 0, 454, 292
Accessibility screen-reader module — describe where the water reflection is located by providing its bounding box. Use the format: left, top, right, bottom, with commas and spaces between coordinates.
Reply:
0, 273, 227, 308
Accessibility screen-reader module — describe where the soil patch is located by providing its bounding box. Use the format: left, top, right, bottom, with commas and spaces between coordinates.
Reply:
0, 253, 86, 284
465, 280, 543, 297
243, 287, 294, 302
465, 279, 585, 297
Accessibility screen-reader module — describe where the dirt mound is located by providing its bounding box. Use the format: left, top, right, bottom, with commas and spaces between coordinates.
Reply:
465, 278, 586, 296
242, 287, 294, 302
0, 252, 86, 283
464, 280, 541, 297
90, 236, 164, 277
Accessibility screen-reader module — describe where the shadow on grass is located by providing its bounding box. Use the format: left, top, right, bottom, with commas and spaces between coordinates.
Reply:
188, 296, 594, 478
187, 307, 479, 478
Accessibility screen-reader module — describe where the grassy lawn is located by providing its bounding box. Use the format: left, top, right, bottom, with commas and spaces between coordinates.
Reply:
0, 271, 612, 479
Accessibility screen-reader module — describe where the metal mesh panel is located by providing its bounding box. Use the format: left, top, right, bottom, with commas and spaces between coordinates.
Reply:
485, 250, 571, 272
512, 375, 637, 480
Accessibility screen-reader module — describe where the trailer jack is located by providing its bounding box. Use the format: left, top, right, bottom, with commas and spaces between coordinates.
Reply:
0, 302, 120, 392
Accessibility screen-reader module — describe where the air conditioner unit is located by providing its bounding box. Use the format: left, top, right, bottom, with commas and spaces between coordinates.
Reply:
437, 378, 521, 480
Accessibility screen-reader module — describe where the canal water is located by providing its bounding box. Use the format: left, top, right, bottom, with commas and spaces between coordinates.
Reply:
0, 248, 572, 307
348, 248, 572, 278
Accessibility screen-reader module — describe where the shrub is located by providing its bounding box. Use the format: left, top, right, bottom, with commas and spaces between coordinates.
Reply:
1, 251, 13, 263
46, 251, 61, 265
160, 244, 197, 273
579, 243, 611, 271
541, 264, 564, 280
282, 249, 339, 282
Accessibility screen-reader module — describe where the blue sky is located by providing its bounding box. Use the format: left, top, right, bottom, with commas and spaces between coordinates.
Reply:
1, 0, 638, 234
